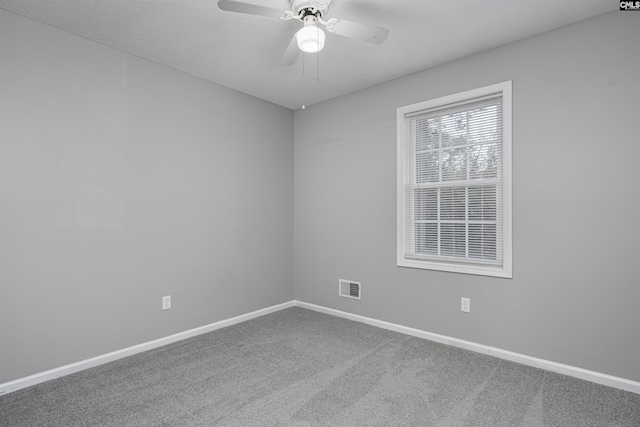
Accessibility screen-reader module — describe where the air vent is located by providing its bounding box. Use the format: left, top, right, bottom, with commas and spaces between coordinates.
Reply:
338, 279, 361, 300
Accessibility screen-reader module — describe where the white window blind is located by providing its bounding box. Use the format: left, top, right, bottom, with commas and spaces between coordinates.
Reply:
397, 82, 512, 278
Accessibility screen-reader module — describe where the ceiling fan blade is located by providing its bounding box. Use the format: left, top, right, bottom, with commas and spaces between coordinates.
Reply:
217, 0, 284, 19
329, 19, 389, 44
280, 36, 300, 66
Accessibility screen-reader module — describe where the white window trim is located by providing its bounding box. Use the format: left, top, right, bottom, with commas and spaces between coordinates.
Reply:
397, 81, 512, 278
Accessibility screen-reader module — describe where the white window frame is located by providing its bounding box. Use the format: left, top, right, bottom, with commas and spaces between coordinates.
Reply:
397, 81, 512, 278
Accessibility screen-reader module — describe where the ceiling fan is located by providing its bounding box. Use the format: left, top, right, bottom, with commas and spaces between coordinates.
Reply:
217, 0, 389, 65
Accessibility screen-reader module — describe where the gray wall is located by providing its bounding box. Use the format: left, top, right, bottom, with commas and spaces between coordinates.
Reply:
294, 11, 640, 382
0, 10, 294, 383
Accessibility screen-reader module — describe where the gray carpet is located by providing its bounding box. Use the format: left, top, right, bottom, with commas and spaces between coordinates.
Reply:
1, 307, 639, 426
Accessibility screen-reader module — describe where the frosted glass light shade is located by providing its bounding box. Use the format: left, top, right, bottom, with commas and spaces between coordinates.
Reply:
296, 25, 325, 53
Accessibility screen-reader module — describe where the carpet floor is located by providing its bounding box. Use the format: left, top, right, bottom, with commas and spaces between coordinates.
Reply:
1, 307, 639, 426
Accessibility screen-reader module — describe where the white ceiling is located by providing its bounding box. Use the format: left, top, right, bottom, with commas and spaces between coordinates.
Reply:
1, 0, 616, 110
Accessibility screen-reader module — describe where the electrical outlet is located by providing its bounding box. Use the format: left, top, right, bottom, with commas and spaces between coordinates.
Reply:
162, 295, 171, 310
461, 297, 470, 313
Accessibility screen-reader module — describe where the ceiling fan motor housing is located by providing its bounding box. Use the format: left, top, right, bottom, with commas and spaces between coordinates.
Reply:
290, 0, 329, 18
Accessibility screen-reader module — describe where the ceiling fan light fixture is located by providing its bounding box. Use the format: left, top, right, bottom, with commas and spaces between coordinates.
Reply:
296, 17, 325, 53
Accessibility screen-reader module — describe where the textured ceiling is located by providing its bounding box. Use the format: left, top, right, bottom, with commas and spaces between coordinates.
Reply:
1, 0, 616, 110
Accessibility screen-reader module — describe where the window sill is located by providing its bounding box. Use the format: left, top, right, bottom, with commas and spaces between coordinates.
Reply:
397, 257, 512, 278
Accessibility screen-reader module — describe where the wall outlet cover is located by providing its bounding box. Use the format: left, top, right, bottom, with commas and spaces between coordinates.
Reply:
162, 295, 171, 310
461, 297, 470, 313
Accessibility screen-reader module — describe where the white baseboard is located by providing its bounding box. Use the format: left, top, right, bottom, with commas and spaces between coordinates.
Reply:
2, 299, 638, 396
0, 301, 295, 396
294, 300, 640, 395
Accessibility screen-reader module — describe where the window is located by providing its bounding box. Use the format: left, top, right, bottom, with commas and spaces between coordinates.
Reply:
397, 81, 512, 278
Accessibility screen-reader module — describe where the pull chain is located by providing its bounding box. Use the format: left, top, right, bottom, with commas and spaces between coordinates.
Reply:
302, 52, 306, 109
301, 32, 321, 110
